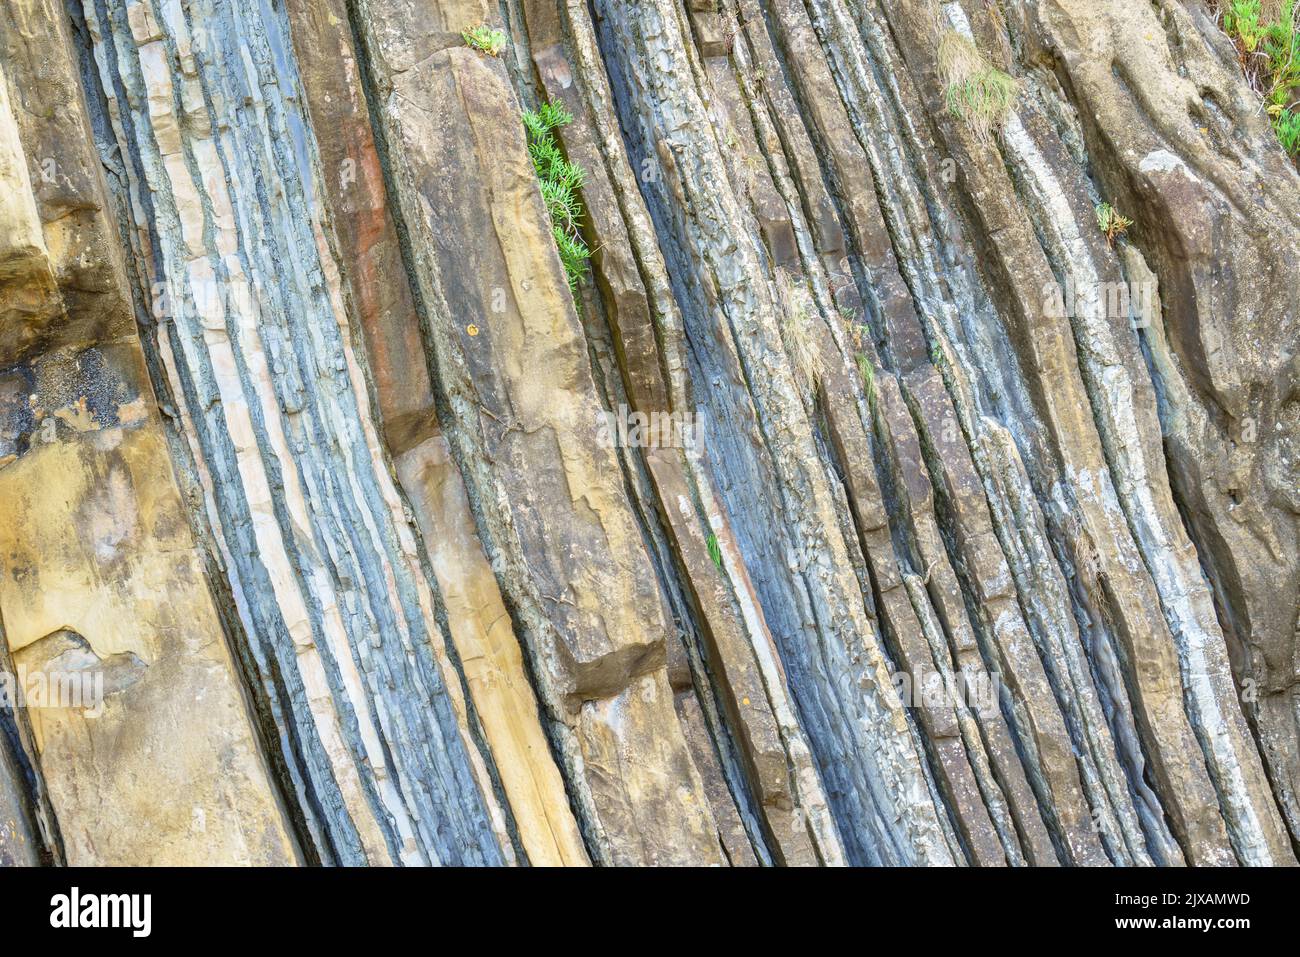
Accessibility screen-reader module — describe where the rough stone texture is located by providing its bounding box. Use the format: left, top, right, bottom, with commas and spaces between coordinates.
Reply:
0, 0, 298, 865
284, 0, 587, 867
0, 0, 1295, 866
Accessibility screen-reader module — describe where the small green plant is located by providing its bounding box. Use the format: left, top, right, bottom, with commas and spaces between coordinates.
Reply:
462, 25, 507, 57
706, 533, 724, 570
523, 102, 592, 292
938, 31, 1019, 143
1095, 202, 1134, 247
1216, 1, 1300, 157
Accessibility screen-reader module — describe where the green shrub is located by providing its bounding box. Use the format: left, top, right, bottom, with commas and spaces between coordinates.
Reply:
1224, 0, 1264, 49
523, 103, 591, 292
1217, 1, 1299, 156
1276, 108, 1300, 152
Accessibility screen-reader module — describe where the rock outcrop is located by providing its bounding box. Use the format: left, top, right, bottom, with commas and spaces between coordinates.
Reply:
0, 0, 1296, 866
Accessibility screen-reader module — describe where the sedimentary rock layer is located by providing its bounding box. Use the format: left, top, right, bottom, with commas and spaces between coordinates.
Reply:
0, 0, 1295, 866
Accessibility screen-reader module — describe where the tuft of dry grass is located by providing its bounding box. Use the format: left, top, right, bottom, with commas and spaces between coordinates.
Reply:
781, 283, 823, 392
938, 32, 1019, 143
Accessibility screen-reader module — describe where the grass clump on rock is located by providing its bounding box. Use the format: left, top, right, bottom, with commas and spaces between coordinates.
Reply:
706, 533, 724, 571
1095, 202, 1134, 247
524, 103, 591, 293
938, 31, 1019, 143
462, 25, 507, 57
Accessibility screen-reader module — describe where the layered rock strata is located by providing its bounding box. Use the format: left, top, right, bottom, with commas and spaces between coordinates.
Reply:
0, 0, 1295, 866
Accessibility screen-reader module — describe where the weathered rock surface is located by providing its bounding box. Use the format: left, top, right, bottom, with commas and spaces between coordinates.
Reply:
0, 0, 1295, 866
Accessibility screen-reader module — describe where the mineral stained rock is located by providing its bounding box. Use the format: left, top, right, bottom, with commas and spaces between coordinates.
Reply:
0, 0, 1295, 866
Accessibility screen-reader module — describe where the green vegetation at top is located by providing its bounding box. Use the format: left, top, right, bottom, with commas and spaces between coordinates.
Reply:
1218, 1, 1300, 156
524, 103, 592, 293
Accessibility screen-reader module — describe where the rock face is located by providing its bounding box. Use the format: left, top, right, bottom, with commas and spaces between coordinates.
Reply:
0, 0, 1295, 866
